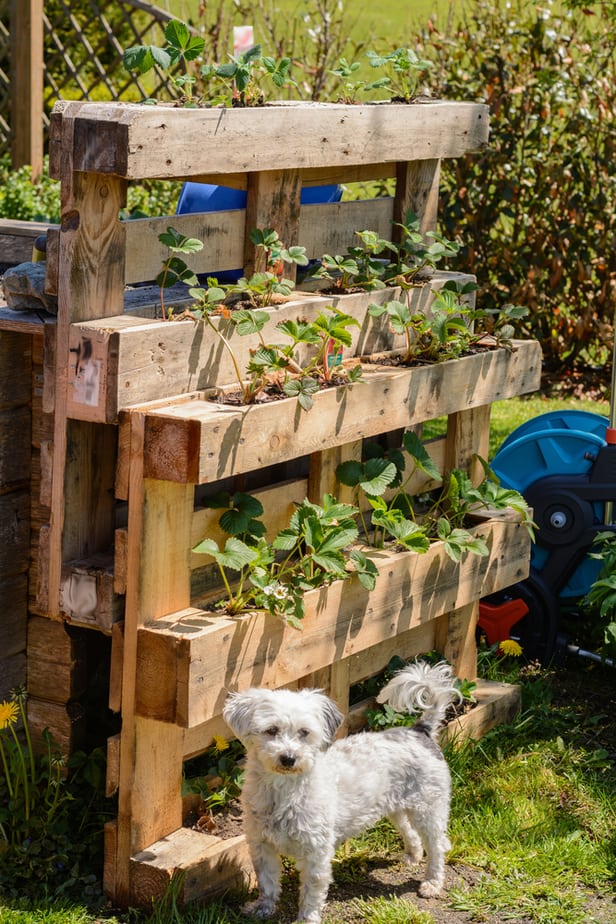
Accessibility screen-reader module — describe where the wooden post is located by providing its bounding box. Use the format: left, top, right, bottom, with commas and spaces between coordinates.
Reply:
244, 169, 302, 279
394, 159, 442, 235
10, 0, 44, 178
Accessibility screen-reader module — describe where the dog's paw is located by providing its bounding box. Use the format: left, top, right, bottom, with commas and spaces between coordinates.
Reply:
418, 879, 443, 899
242, 897, 276, 918
404, 845, 424, 864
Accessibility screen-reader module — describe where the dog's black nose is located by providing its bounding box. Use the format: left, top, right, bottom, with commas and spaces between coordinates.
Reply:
279, 753, 296, 769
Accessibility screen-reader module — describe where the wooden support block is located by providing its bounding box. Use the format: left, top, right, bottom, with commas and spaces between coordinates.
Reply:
109, 622, 124, 714
0, 572, 28, 654
114, 528, 128, 595
106, 732, 121, 797
394, 159, 441, 235
435, 602, 478, 682
27, 697, 86, 755
0, 652, 26, 702
444, 404, 491, 482
0, 491, 30, 572
130, 828, 255, 908
27, 615, 89, 703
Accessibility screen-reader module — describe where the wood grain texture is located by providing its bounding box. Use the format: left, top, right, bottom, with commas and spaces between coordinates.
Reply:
66, 276, 475, 422
140, 341, 542, 484
59, 100, 489, 179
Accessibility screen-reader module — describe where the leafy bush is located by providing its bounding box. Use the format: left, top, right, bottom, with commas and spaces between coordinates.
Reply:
422, 0, 616, 380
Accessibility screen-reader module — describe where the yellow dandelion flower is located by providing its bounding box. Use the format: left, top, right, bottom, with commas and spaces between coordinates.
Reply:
499, 638, 523, 658
212, 735, 229, 753
0, 700, 19, 729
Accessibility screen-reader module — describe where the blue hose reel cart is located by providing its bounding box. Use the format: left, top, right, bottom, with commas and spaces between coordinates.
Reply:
478, 407, 616, 665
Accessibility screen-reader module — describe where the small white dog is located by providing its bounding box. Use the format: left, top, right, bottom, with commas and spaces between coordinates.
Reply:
223, 660, 460, 923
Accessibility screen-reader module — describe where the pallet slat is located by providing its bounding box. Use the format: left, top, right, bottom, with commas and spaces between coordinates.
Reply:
138, 342, 542, 484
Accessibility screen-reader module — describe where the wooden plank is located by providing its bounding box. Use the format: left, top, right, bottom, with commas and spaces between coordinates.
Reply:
0, 219, 57, 265
27, 698, 86, 756
66, 277, 474, 422
442, 679, 521, 745
120, 198, 393, 286
140, 342, 542, 485
135, 513, 531, 728
105, 733, 120, 799
61, 101, 489, 179
114, 412, 196, 903
47, 110, 128, 615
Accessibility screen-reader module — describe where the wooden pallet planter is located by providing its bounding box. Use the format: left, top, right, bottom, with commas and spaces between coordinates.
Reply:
65, 274, 473, 424
133, 340, 541, 484
0, 97, 546, 908
135, 510, 530, 729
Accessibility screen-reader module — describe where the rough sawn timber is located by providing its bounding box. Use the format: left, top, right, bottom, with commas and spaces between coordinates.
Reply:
138, 340, 542, 484
61, 100, 489, 179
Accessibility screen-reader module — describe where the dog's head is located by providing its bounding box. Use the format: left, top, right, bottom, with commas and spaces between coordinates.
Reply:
223, 687, 343, 775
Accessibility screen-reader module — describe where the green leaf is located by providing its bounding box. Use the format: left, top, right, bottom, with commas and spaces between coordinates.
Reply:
336, 459, 364, 487
402, 430, 442, 481
360, 458, 398, 497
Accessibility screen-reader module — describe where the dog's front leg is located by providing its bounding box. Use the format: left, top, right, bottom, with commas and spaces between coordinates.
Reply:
243, 838, 282, 919
295, 850, 333, 923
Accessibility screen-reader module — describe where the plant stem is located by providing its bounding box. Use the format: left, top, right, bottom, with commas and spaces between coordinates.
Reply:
0, 735, 14, 800
9, 723, 30, 824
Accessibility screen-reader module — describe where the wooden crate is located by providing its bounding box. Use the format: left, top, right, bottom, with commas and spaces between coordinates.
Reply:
0, 98, 545, 908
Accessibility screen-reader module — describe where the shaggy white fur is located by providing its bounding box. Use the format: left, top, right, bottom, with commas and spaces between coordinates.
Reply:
223, 660, 460, 924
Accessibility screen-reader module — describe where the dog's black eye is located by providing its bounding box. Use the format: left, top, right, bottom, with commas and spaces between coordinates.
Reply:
298, 728, 310, 739
265, 726, 278, 737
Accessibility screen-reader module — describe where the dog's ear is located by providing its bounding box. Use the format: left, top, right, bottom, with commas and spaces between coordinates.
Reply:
222, 690, 258, 738
319, 694, 344, 745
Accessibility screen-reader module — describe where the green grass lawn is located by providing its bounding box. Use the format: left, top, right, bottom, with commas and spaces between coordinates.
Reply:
166, 0, 451, 50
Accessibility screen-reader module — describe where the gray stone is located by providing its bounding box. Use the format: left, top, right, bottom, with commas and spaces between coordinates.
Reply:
2, 261, 58, 314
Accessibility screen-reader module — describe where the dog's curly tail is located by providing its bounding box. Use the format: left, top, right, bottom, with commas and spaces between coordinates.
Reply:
376, 660, 462, 739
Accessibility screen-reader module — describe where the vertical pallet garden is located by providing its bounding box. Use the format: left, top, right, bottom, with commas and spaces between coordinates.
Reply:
0, 98, 543, 907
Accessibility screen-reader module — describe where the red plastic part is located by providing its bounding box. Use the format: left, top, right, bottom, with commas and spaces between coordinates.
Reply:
478, 598, 530, 646
605, 427, 616, 445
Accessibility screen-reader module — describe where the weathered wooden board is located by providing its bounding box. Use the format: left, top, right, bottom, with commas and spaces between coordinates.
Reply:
135, 513, 531, 728
65, 274, 472, 422
0, 218, 57, 265
55, 100, 489, 180
138, 341, 542, 484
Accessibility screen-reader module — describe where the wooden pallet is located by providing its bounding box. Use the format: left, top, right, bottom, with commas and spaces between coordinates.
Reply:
0, 98, 545, 908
